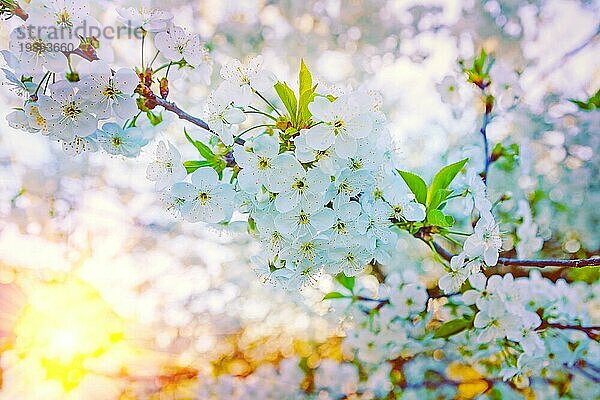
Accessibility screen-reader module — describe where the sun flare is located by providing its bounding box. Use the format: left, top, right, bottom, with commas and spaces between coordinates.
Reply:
7, 279, 128, 394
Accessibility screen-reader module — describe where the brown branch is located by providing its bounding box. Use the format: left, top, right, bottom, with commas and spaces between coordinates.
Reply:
496, 257, 600, 268
148, 94, 211, 131
431, 240, 599, 268
142, 91, 245, 146
538, 320, 599, 341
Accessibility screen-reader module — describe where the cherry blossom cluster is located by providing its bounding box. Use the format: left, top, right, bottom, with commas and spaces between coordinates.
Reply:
0, 0, 509, 294
149, 55, 437, 290
341, 270, 598, 396
194, 270, 598, 399
1, 1, 598, 398
3, 0, 210, 155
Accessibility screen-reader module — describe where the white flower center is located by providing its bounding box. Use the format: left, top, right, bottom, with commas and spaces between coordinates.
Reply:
292, 178, 307, 192
197, 191, 211, 205
102, 83, 121, 99
257, 157, 271, 170
63, 102, 82, 119
55, 10, 73, 28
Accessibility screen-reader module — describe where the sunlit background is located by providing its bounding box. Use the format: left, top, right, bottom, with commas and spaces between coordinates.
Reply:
0, 0, 598, 398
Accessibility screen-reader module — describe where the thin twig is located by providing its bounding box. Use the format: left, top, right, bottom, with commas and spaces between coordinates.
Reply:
538, 321, 599, 341
417, 232, 600, 269
480, 110, 490, 183
147, 93, 245, 145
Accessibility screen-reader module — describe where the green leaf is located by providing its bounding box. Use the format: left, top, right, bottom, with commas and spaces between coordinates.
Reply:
335, 273, 355, 293
299, 59, 312, 95
567, 266, 599, 284
297, 60, 317, 125
184, 160, 212, 174
184, 129, 216, 161
492, 143, 520, 172
428, 189, 453, 211
213, 159, 227, 173
323, 292, 348, 300
298, 85, 317, 125
427, 209, 453, 228
473, 48, 486, 74
427, 158, 468, 205
433, 318, 473, 339
569, 88, 600, 111
274, 82, 298, 125
397, 170, 428, 205
146, 111, 163, 126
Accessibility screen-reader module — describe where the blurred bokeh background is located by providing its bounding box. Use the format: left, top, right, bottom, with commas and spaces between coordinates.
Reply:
0, 0, 598, 398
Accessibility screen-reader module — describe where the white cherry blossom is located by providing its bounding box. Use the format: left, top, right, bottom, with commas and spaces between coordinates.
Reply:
220, 56, 275, 106
27, 0, 92, 31
464, 215, 502, 266
146, 141, 187, 190
326, 198, 369, 245
473, 303, 522, 343
79, 62, 139, 119
154, 26, 207, 67
384, 188, 426, 222
159, 185, 187, 218
438, 253, 470, 294
268, 154, 330, 213
389, 283, 428, 318
117, 7, 173, 32
466, 169, 493, 218
37, 82, 98, 141
305, 94, 372, 158
174, 168, 235, 224
293, 132, 343, 175
275, 207, 335, 239
362, 201, 396, 248
61, 134, 98, 156
326, 239, 371, 276
95, 122, 146, 157
329, 168, 374, 201
1, 64, 35, 97
9, 26, 75, 74
436, 75, 462, 105
206, 81, 246, 145
234, 134, 280, 193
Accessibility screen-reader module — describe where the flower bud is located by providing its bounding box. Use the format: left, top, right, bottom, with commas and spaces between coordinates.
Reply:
160, 77, 169, 99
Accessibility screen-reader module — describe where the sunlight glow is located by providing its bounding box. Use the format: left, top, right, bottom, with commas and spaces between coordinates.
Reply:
11, 279, 127, 392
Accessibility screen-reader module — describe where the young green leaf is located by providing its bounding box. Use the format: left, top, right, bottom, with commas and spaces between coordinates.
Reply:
569, 88, 600, 111
184, 130, 216, 161
427, 209, 453, 228
184, 160, 212, 174
297, 60, 317, 125
473, 49, 484, 73
397, 170, 428, 205
299, 59, 312, 96
274, 82, 298, 126
492, 143, 519, 172
335, 273, 355, 293
427, 158, 468, 205
298, 85, 317, 125
428, 189, 453, 211
323, 292, 348, 300
433, 318, 473, 339
146, 110, 163, 126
